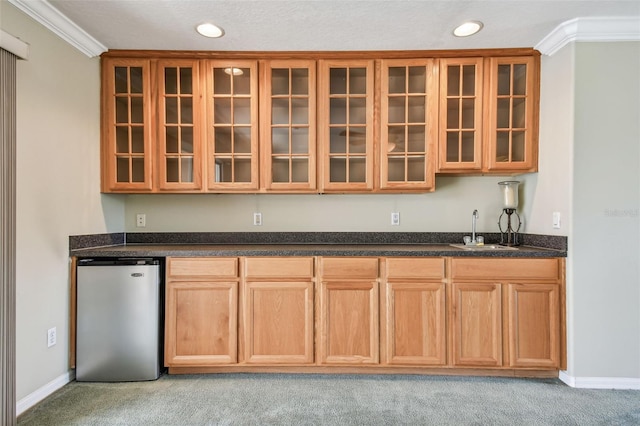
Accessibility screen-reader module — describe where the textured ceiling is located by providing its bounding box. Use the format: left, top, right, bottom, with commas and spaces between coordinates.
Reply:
37, 0, 640, 52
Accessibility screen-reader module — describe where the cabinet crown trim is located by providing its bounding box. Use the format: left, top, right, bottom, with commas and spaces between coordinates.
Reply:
101, 48, 541, 59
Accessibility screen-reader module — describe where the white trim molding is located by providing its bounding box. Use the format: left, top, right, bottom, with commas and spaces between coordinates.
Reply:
7, 0, 106, 57
560, 371, 640, 390
16, 369, 75, 416
0, 30, 30, 59
536, 17, 640, 56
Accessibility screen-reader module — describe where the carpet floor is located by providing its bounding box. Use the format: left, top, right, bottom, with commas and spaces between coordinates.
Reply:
17, 373, 640, 425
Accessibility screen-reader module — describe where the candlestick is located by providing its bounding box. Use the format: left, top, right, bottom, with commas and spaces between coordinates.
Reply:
497, 181, 522, 246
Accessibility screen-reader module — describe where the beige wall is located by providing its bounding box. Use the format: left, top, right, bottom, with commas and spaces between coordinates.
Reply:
1, 3, 125, 402
571, 42, 640, 379
124, 175, 517, 233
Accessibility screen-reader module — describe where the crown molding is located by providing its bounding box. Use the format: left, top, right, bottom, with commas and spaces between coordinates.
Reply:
536, 17, 640, 56
7, 0, 106, 57
1, 30, 30, 59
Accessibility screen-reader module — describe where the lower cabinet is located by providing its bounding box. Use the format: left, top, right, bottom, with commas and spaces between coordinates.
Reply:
242, 257, 315, 364
507, 282, 560, 368
450, 258, 563, 369
381, 258, 447, 366
451, 282, 503, 367
164, 257, 239, 366
164, 255, 565, 374
318, 257, 380, 364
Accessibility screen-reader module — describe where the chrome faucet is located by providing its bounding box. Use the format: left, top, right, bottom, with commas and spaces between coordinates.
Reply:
463, 210, 483, 245
471, 209, 478, 243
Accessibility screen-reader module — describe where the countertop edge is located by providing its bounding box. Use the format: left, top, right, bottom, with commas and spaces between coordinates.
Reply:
70, 244, 566, 258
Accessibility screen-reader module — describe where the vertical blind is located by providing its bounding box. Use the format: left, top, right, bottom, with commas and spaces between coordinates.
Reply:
1, 47, 18, 426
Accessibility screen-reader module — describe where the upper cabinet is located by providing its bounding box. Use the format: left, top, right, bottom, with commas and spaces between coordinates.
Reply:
205, 60, 260, 191
485, 56, 539, 172
261, 60, 317, 192
318, 60, 375, 192
100, 50, 540, 193
157, 59, 203, 190
380, 59, 438, 191
437, 55, 539, 174
438, 58, 484, 172
101, 58, 153, 192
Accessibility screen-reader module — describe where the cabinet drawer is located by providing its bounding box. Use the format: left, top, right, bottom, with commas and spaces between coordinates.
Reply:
244, 257, 314, 278
385, 257, 444, 279
167, 257, 238, 279
320, 257, 379, 279
451, 258, 559, 280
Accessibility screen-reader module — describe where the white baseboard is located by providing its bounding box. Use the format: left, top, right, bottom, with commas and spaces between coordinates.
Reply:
17, 369, 75, 416
560, 370, 640, 389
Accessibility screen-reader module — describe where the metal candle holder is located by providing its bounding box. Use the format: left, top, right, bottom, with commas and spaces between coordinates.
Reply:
499, 208, 521, 246
498, 181, 521, 246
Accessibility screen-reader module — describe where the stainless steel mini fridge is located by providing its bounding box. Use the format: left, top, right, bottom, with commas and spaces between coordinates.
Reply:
76, 258, 162, 382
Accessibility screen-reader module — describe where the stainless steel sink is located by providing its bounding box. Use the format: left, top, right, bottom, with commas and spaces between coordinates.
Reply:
449, 243, 518, 251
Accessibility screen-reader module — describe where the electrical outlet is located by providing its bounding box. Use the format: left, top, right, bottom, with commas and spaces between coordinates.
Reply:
391, 212, 400, 226
253, 212, 262, 226
552, 212, 561, 229
136, 213, 146, 227
47, 327, 56, 348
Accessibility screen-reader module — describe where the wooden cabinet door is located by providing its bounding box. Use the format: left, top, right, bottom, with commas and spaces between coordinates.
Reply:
382, 281, 446, 365
157, 59, 203, 191
381, 257, 446, 365
165, 257, 239, 367
506, 283, 560, 368
243, 281, 314, 364
318, 280, 379, 364
380, 59, 438, 191
318, 257, 379, 364
204, 60, 260, 191
242, 257, 315, 364
101, 58, 153, 192
165, 281, 238, 366
485, 56, 539, 173
451, 282, 502, 367
260, 60, 317, 192
318, 60, 375, 192
438, 58, 484, 172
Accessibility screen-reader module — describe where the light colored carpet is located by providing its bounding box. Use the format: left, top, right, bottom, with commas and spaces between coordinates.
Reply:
17, 373, 640, 425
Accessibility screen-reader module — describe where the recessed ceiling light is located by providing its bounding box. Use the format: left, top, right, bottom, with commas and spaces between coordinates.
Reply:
196, 23, 225, 38
453, 21, 483, 37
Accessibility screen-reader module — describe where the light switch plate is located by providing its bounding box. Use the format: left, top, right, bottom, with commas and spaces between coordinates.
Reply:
552, 212, 561, 229
47, 327, 56, 348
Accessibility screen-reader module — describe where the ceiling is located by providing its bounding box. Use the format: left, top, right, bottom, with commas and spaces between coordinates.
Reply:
12, 0, 640, 54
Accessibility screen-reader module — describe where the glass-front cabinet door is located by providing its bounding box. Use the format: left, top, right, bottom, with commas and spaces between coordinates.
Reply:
380, 59, 438, 191
261, 60, 316, 191
101, 58, 153, 192
157, 60, 202, 190
205, 60, 259, 191
318, 60, 374, 192
486, 56, 538, 172
438, 58, 483, 172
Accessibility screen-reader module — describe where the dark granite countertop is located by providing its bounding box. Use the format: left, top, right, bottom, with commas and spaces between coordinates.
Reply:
70, 232, 567, 258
